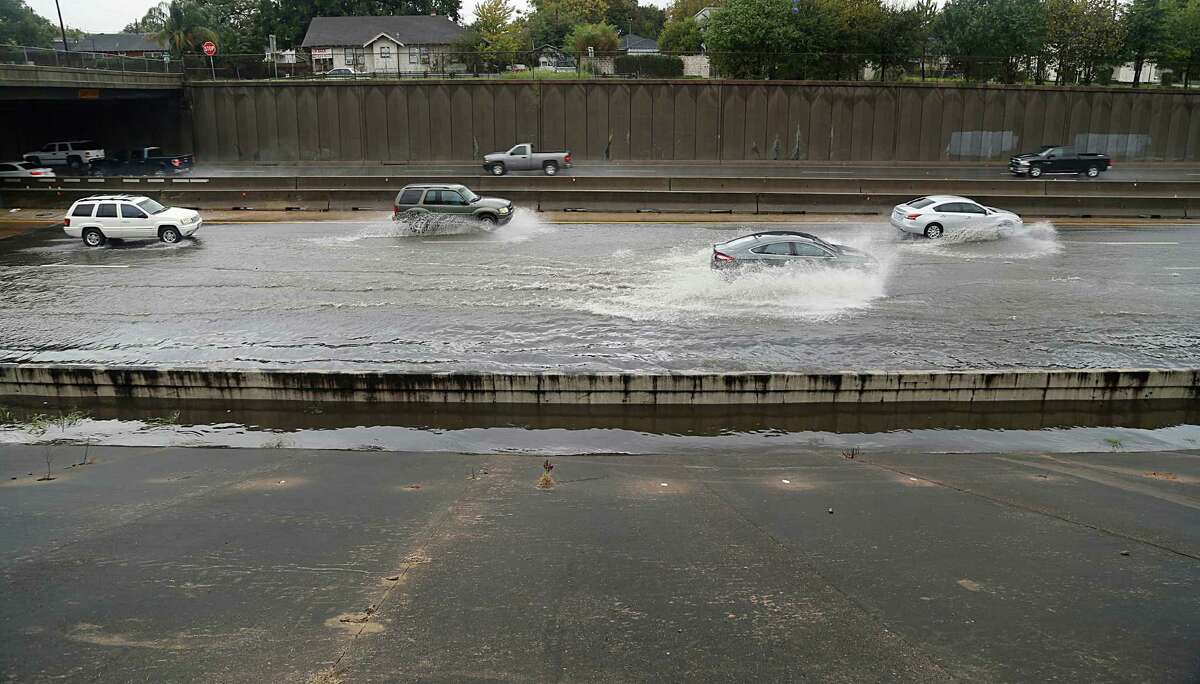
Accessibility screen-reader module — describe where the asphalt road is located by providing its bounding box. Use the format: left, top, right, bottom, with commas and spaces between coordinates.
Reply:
0, 218, 1197, 372
62, 161, 1200, 182
1, 443, 1197, 682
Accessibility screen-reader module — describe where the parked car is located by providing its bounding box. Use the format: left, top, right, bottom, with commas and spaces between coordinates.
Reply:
0, 161, 55, 178
890, 195, 1023, 239
1009, 145, 1112, 178
392, 183, 514, 226
711, 231, 877, 270
63, 194, 202, 247
323, 67, 364, 78
483, 144, 572, 176
23, 140, 105, 169
89, 147, 193, 176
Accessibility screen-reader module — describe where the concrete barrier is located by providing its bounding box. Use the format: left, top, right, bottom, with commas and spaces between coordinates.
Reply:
0, 365, 1195, 405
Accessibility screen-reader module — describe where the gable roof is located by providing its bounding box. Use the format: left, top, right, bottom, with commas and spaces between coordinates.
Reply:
57, 33, 166, 53
301, 16, 466, 48
619, 34, 658, 51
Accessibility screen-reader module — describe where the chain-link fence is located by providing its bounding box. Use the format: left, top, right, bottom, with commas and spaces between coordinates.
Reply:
0, 44, 1177, 88
0, 45, 180, 73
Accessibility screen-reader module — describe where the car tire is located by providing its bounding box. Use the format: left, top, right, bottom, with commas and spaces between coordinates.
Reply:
82, 228, 106, 247
478, 214, 498, 226
1085, 166, 1099, 178
924, 223, 944, 239
159, 226, 182, 244
1029, 166, 1043, 178
543, 162, 558, 176
491, 163, 506, 176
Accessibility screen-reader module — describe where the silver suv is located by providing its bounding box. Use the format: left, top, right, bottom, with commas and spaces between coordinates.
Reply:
392, 184, 514, 225
711, 231, 877, 270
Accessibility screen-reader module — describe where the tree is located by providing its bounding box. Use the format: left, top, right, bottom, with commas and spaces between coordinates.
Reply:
1162, 0, 1200, 86
124, 1, 169, 32
1122, 0, 1166, 86
1044, 0, 1124, 84
666, 0, 720, 22
605, 0, 665, 38
157, 0, 219, 57
658, 16, 703, 52
564, 21, 618, 54
935, 0, 1046, 82
470, 0, 527, 68
528, 0, 607, 46
705, 0, 852, 79
0, 0, 58, 47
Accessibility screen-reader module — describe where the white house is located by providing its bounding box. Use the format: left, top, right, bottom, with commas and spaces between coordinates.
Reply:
301, 15, 468, 74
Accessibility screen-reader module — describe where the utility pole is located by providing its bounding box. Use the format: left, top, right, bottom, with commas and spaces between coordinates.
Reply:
54, 0, 69, 52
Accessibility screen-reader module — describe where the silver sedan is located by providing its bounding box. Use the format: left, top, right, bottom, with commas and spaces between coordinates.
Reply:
890, 195, 1023, 239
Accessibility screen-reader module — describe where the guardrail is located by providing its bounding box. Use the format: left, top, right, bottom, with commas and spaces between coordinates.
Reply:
0, 45, 179, 74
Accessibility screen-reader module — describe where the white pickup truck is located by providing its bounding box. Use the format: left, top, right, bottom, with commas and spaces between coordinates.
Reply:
24, 140, 106, 169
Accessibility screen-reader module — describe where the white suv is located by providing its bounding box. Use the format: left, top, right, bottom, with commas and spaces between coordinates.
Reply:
64, 195, 203, 247
24, 140, 105, 168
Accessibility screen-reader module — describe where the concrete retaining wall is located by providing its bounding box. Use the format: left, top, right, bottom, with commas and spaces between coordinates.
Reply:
1, 365, 1195, 405
186, 80, 1200, 163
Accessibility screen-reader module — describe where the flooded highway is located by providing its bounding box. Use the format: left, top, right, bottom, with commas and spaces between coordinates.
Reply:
1, 215, 1198, 372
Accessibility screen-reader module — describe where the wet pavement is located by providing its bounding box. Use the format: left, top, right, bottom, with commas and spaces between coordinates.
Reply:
1, 443, 1198, 682
1, 216, 1198, 372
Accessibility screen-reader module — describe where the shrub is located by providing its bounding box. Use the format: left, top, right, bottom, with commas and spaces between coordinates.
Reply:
614, 54, 684, 77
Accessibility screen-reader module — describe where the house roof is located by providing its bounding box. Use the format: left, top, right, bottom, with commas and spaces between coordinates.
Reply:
301, 16, 466, 48
56, 33, 165, 53
619, 34, 658, 51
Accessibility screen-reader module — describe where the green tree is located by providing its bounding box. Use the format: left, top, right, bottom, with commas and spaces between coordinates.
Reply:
157, 0, 219, 57
470, 0, 527, 67
935, 0, 1046, 83
0, 0, 58, 47
705, 0, 851, 79
658, 16, 703, 52
124, 2, 169, 32
564, 21, 618, 54
528, 0, 607, 46
605, 0, 665, 38
1121, 0, 1166, 86
666, 0, 720, 22
1044, 0, 1124, 84
1162, 0, 1200, 85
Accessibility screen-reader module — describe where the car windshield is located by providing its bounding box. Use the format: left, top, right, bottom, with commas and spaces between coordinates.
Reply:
908, 198, 934, 209
136, 198, 167, 215
461, 188, 479, 203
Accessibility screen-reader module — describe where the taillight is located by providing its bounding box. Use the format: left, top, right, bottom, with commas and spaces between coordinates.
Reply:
30, 170, 44, 176
171, 158, 182, 167
64, 217, 70, 226
564, 153, 572, 163
713, 251, 735, 262
393, 205, 400, 216
905, 212, 922, 220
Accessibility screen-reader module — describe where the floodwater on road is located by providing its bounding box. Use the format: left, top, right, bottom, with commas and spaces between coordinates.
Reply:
1, 213, 1198, 372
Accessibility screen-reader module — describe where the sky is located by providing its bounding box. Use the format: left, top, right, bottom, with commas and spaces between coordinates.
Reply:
27, 0, 674, 34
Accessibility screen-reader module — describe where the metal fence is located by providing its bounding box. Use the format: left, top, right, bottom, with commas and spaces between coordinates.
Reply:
0, 45, 180, 73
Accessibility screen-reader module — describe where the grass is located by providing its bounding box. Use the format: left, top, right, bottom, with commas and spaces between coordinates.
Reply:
144, 410, 181, 427
1104, 437, 1124, 451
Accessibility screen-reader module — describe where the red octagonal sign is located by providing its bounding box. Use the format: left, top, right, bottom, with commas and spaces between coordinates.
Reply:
202, 41, 216, 57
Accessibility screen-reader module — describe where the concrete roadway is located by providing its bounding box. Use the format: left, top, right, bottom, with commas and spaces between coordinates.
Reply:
66, 160, 1200, 182
1, 443, 1197, 682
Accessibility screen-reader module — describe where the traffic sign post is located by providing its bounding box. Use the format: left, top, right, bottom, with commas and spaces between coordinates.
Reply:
202, 41, 217, 79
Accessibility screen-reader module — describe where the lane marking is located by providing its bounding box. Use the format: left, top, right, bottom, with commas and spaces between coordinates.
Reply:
1165, 266, 1200, 269
1096, 241, 1179, 245
40, 264, 130, 268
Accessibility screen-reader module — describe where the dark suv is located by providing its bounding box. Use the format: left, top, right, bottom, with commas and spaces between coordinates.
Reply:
392, 184, 514, 225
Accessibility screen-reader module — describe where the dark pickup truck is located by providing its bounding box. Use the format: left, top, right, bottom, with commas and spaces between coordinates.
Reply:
1009, 145, 1112, 178
90, 147, 194, 176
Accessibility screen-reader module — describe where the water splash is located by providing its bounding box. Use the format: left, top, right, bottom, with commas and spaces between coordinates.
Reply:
902, 221, 1063, 259
577, 230, 897, 322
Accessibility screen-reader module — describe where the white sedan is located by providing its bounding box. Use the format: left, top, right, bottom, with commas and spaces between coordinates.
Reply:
889, 195, 1023, 239
0, 161, 55, 178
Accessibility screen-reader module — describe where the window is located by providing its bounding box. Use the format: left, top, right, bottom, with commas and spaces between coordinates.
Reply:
794, 243, 831, 257
959, 203, 986, 214
399, 189, 423, 204
423, 190, 466, 206
908, 197, 934, 209
380, 46, 391, 59
120, 204, 147, 219
71, 203, 96, 217
95, 203, 117, 218
933, 203, 958, 213
0, 164, 15, 172
752, 242, 792, 256
510, 145, 530, 155
136, 198, 166, 215
17, 162, 35, 170
420, 46, 430, 65
409, 49, 418, 64
56, 143, 69, 152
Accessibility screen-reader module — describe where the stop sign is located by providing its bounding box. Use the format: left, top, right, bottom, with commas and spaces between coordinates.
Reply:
202, 41, 216, 57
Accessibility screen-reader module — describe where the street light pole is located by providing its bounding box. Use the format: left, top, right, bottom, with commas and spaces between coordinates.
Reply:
54, 0, 69, 52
